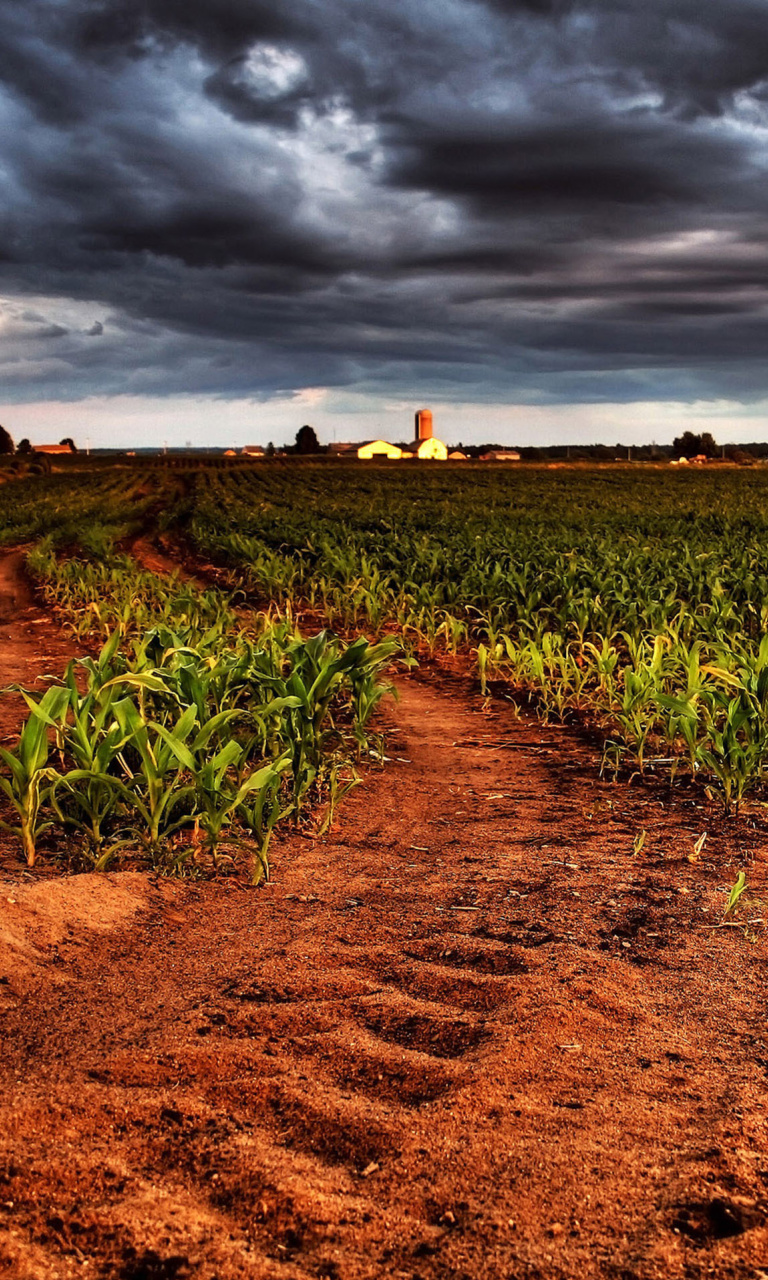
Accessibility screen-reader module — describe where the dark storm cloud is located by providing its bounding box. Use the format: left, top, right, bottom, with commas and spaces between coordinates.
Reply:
75, 0, 303, 62
386, 117, 742, 209
1, 0, 768, 406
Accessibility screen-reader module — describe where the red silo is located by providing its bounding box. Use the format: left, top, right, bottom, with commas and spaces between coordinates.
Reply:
415, 409, 433, 441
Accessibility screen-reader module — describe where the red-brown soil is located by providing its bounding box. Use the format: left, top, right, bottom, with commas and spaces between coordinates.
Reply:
126, 537, 201, 586
1, 550, 768, 1278
0, 549, 85, 747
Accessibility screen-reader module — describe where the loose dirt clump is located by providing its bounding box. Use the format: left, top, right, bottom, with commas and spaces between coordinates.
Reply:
0, 872, 161, 987
1, 666, 768, 1278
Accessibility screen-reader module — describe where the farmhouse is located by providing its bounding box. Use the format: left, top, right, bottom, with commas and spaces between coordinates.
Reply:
33, 443, 76, 455
242, 445, 265, 457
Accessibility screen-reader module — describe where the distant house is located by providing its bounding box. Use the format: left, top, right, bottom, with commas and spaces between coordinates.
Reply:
242, 445, 265, 457
480, 450, 521, 462
33, 442, 76, 456
449, 450, 468, 460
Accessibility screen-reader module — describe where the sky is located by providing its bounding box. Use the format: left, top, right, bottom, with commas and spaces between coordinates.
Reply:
1, 0, 768, 448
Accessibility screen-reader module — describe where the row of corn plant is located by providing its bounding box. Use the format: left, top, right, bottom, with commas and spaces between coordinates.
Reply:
1, 536, 397, 875
181, 463, 768, 814
476, 630, 768, 814
27, 540, 234, 640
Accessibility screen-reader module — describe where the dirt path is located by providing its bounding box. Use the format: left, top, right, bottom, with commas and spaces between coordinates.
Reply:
0, 549, 84, 754
127, 536, 203, 586
1, 671, 767, 1279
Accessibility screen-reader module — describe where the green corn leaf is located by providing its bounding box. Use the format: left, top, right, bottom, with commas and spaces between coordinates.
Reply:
724, 871, 747, 917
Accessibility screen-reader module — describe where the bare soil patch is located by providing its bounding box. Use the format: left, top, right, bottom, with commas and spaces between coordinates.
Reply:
126, 536, 202, 586
1, 666, 767, 1279
0, 872, 158, 987
0, 549, 84, 748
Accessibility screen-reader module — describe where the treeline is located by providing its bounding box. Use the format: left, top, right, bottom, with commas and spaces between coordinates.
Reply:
464, 440, 763, 463
0, 426, 77, 456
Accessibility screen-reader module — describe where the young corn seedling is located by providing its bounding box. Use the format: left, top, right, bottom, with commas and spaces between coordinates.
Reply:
236, 757, 292, 883
112, 696, 198, 851
724, 871, 748, 918
695, 693, 766, 816
314, 761, 361, 837
39, 636, 136, 856
0, 686, 70, 865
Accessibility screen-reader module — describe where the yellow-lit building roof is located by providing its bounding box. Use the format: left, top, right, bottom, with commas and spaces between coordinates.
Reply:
416, 437, 448, 460
358, 439, 404, 459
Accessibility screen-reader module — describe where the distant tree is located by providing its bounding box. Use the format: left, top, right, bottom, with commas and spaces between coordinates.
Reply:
699, 432, 718, 458
295, 424, 321, 455
265, 441, 275, 457
672, 430, 718, 459
59, 437, 78, 453
0, 425, 13, 455
17, 438, 32, 455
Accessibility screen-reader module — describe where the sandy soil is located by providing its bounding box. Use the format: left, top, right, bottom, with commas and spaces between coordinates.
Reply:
1, 548, 768, 1278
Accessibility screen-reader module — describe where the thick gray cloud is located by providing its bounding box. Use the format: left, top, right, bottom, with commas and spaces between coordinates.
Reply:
1, 0, 768, 406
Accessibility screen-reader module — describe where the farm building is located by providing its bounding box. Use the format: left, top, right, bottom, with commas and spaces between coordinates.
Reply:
33, 442, 77, 455
242, 445, 265, 457
415, 436, 448, 460
357, 440, 404, 460
480, 450, 521, 462
328, 441, 359, 456
356, 409, 448, 462
415, 408, 433, 440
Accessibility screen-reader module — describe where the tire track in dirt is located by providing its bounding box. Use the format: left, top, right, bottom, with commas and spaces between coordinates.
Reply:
0, 548, 84, 752
125, 535, 201, 585
1, 670, 768, 1278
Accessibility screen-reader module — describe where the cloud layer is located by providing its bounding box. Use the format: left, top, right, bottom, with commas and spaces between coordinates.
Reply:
1, 0, 768, 411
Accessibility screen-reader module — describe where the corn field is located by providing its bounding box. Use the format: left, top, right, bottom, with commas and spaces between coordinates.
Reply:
187, 461, 768, 815
3, 457, 768, 881
0, 480, 397, 873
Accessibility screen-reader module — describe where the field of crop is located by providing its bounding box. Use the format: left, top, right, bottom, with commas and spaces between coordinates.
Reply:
2, 457, 768, 1280
0, 465, 395, 876
191, 461, 768, 815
